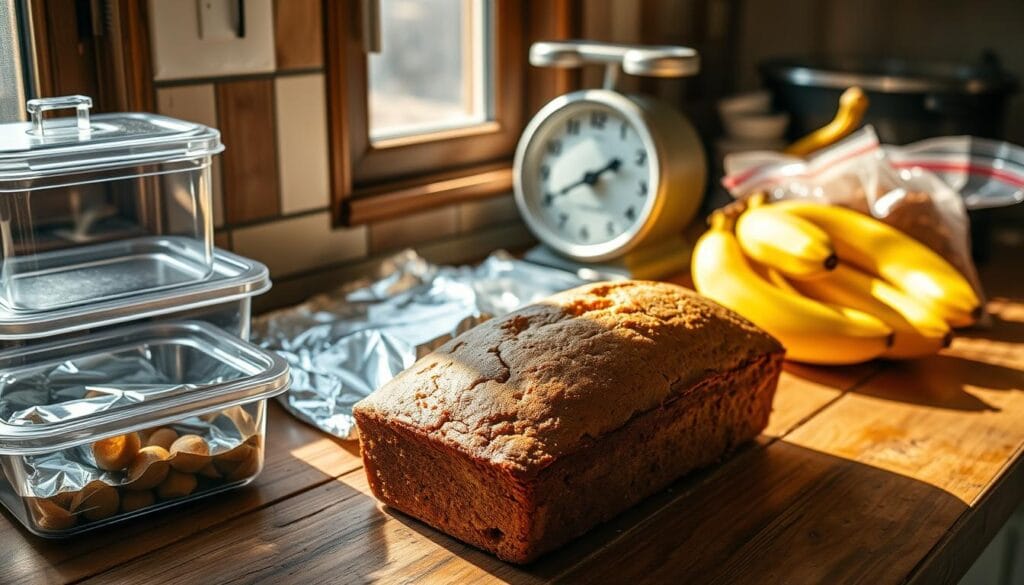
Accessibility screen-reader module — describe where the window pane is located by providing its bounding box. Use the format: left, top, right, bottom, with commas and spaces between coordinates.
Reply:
0, 0, 26, 122
368, 0, 490, 142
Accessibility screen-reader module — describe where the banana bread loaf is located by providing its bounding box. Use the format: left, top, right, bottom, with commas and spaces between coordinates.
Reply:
353, 280, 784, 563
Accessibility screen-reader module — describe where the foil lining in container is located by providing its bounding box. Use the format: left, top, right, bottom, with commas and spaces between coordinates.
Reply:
1, 353, 238, 427
0, 322, 289, 500
254, 250, 584, 439
11, 411, 254, 498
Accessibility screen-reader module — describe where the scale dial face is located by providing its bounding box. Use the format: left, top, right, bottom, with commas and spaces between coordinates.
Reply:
514, 92, 662, 261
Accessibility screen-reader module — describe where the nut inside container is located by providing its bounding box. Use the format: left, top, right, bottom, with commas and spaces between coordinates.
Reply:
0, 321, 289, 537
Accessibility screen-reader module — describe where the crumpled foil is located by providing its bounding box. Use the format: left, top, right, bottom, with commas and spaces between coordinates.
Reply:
253, 250, 583, 439
0, 348, 257, 497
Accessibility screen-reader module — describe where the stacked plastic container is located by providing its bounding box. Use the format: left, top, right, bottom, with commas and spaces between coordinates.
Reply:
0, 96, 290, 536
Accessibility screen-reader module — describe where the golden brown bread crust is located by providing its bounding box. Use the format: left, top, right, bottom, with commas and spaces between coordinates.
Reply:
355, 281, 781, 475
357, 353, 780, 563
354, 280, 784, 563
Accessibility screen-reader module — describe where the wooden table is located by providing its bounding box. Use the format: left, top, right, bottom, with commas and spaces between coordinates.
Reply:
3, 245, 1023, 585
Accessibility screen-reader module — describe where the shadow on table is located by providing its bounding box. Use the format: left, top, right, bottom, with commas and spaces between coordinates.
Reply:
781, 302, 1024, 413
378, 439, 978, 585
379, 441, 769, 584
783, 360, 882, 391
965, 304, 1024, 344
849, 353, 1023, 412
0, 402, 387, 585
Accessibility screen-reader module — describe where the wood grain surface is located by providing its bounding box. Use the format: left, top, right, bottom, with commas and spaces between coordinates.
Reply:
1, 246, 1021, 584
217, 79, 282, 224
273, 0, 323, 70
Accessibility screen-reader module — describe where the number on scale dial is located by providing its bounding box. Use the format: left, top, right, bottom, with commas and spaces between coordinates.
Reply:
532, 104, 655, 246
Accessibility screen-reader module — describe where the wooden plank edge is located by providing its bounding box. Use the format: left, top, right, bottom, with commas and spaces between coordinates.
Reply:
50, 405, 364, 582
907, 441, 1024, 585
65, 470, 354, 585
75, 464, 378, 585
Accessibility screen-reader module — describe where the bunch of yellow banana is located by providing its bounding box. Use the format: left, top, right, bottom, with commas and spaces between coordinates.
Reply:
691, 196, 980, 365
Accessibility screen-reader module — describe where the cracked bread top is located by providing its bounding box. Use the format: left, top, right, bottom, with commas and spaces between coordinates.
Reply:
354, 280, 783, 477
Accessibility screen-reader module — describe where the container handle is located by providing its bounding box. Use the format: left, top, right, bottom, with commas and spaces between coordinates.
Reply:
26, 95, 93, 136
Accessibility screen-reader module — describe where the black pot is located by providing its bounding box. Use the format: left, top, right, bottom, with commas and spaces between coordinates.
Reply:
761, 54, 1019, 263
760, 54, 1017, 144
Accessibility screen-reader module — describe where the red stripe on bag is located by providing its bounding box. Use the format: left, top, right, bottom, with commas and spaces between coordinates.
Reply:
723, 142, 880, 191
892, 161, 1024, 189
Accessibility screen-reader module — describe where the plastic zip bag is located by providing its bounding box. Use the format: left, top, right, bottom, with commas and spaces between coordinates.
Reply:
722, 126, 1024, 298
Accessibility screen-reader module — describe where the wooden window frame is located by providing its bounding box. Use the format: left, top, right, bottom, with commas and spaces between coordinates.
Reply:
327, 0, 579, 226
27, 0, 578, 228
27, 0, 153, 114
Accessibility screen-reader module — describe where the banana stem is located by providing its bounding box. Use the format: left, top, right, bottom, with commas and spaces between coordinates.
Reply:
708, 211, 734, 232
747, 192, 768, 208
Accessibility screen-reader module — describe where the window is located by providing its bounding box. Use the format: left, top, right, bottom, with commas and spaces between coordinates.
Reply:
368, 0, 489, 142
0, 0, 27, 121
24, 1, 152, 114
326, 0, 578, 225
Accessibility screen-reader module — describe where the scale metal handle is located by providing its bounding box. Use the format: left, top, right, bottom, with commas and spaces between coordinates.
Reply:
530, 41, 699, 89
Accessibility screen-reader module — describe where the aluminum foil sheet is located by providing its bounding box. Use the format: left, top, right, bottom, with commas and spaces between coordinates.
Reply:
253, 250, 584, 439
0, 352, 239, 427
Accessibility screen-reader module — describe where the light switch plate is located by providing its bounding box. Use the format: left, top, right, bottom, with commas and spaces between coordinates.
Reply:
149, 0, 275, 81
196, 0, 240, 41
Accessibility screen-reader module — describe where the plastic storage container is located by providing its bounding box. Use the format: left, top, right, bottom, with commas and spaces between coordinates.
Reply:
0, 95, 223, 312
0, 245, 267, 350
0, 321, 289, 536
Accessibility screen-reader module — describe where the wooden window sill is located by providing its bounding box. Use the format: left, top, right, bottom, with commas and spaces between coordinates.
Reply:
341, 163, 513, 225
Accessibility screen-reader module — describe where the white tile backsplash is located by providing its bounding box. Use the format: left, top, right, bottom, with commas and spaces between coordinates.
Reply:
156, 84, 217, 125
458, 194, 522, 233
253, 221, 535, 312
368, 205, 459, 254
156, 84, 225, 227
232, 212, 368, 277
275, 74, 331, 214
148, 0, 275, 81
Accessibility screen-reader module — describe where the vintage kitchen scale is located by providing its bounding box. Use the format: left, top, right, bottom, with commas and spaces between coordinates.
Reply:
514, 41, 707, 279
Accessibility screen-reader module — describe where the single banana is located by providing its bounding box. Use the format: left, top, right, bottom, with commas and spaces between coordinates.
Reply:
736, 195, 838, 279
785, 86, 869, 157
752, 261, 905, 342
692, 213, 893, 365
791, 263, 952, 359
772, 200, 981, 327
750, 262, 801, 293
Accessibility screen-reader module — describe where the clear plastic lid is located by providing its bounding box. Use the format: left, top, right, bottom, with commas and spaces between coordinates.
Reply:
0, 95, 224, 181
0, 243, 269, 340
0, 320, 289, 454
